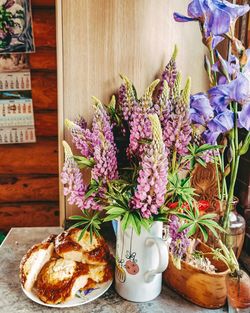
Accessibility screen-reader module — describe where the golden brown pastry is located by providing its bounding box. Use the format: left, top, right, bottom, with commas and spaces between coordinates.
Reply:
54, 228, 111, 265
20, 235, 55, 292
33, 258, 89, 304
33, 258, 114, 304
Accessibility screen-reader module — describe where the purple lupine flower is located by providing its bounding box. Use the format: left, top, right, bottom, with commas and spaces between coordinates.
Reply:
162, 78, 192, 156
174, 0, 249, 48
131, 114, 168, 218
163, 116, 192, 156
74, 116, 88, 130
203, 109, 234, 144
118, 75, 138, 121
168, 215, 190, 269
91, 98, 118, 182
190, 93, 214, 125
127, 105, 152, 156
65, 119, 94, 158
127, 80, 159, 157
61, 141, 86, 210
156, 46, 178, 101
208, 73, 250, 112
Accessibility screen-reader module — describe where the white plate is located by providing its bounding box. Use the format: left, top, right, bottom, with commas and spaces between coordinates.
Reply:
21, 280, 113, 308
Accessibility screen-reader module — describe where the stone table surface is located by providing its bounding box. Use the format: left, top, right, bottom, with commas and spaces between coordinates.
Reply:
0, 227, 228, 313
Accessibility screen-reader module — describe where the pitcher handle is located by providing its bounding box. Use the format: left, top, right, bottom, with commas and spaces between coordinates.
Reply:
144, 237, 169, 283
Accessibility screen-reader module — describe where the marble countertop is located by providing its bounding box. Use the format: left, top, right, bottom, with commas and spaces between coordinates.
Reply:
0, 227, 228, 313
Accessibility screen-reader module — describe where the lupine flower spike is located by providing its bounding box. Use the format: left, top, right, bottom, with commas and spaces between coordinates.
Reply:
131, 114, 168, 218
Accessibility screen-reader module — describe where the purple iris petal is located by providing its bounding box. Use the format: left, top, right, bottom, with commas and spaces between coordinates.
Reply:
244, 49, 250, 75
203, 129, 221, 144
173, 12, 196, 22
208, 85, 231, 112
190, 93, 214, 125
174, 0, 250, 48
206, 3, 231, 36
208, 73, 250, 112
208, 110, 234, 133
231, 73, 250, 105
238, 103, 250, 131
213, 0, 250, 19
203, 109, 234, 143
188, 0, 204, 18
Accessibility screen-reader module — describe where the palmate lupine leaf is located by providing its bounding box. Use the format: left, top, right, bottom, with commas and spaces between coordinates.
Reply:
69, 210, 102, 243
175, 206, 225, 242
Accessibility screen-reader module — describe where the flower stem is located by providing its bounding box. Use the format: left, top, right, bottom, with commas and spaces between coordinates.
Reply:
209, 49, 217, 85
223, 102, 240, 229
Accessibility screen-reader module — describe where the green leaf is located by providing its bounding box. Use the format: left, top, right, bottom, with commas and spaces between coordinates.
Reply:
196, 157, 207, 168
200, 213, 217, 220
175, 213, 193, 221
187, 224, 197, 237
74, 155, 95, 168
85, 186, 98, 199
198, 224, 208, 242
106, 207, 126, 215
69, 215, 87, 220
196, 144, 222, 153
130, 214, 141, 235
69, 220, 87, 229
103, 214, 120, 222
78, 224, 89, 241
178, 222, 192, 233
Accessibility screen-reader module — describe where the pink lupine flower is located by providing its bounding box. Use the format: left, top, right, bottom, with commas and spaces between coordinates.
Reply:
127, 80, 159, 157
157, 45, 178, 100
163, 116, 192, 156
65, 119, 94, 158
131, 114, 168, 218
61, 141, 86, 210
118, 75, 138, 121
91, 98, 118, 182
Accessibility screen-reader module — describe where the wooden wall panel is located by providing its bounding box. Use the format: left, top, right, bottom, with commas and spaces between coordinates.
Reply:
58, 0, 208, 218
0, 175, 58, 202
30, 49, 57, 71
35, 111, 58, 137
31, 72, 57, 110
0, 139, 58, 175
0, 202, 59, 229
33, 9, 56, 48
0, 0, 59, 232
32, 0, 55, 7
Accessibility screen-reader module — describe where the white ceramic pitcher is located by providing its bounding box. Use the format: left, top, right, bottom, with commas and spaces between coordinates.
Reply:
114, 220, 170, 302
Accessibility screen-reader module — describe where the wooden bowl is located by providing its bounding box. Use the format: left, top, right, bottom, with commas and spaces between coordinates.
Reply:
163, 241, 230, 309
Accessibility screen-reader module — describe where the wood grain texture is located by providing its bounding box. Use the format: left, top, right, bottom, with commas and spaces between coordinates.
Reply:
0, 175, 59, 202
31, 71, 57, 110
34, 111, 58, 137
30, 48, 57, 71
0, 138, 58, 175
32, 0, 55, 7
0, 202, 59, 231
58, 0, 208, 218
33, 8, 56, 48
163, 242, 229, 309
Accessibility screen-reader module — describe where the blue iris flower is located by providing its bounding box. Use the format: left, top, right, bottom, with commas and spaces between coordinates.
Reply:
173, 0, 249, 48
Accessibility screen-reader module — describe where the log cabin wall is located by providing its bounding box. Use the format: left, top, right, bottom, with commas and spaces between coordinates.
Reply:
0, 0, 59, 232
